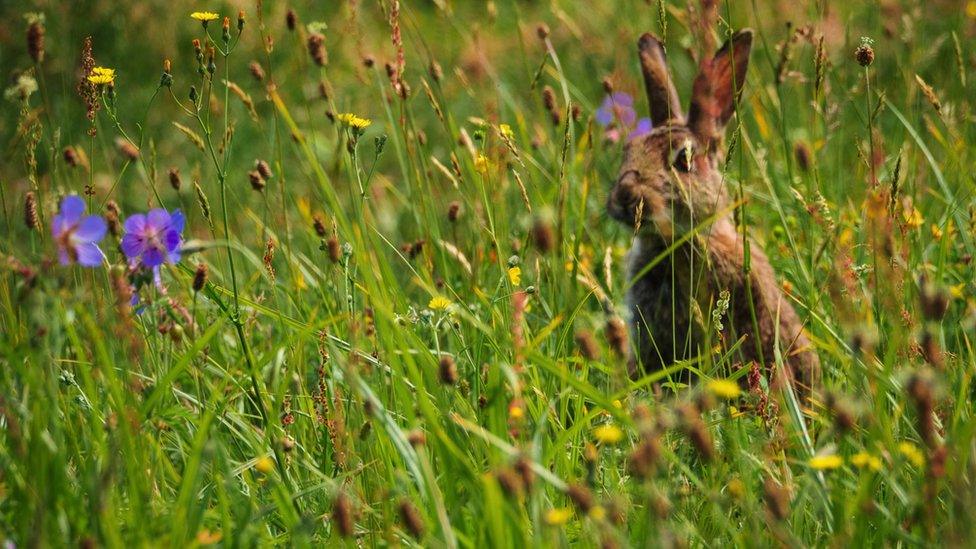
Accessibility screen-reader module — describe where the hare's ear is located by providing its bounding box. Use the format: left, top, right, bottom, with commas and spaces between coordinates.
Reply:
638, 33, 683, 126
687, 29, 753, 147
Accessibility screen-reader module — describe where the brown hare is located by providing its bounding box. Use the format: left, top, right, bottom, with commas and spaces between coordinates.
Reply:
607, 30, 820, 396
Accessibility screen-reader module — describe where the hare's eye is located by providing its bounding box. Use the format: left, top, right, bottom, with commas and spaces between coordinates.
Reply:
672, 146, 693, 173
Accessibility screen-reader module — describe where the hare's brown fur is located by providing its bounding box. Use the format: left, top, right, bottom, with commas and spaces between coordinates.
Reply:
609, 31, 820, 394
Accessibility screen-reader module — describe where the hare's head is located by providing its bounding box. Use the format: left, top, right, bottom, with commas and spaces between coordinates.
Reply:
607, 30, 752, 238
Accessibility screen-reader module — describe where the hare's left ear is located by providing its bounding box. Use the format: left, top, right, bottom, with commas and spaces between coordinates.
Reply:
687, 29, 753, 147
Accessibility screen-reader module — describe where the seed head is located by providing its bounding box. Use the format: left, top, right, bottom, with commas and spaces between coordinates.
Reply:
26, 17, 45, 64
24, 191, 39, 230
168, 167, 182, 190
762, 479, 791, 521
105, 200, 121, 237
249, 60, 265, 82
193, 263, 208, 292
854, 38, 875, 67
447, 200, 461, 223
326, 236, 341, 263
438, 355, 458, 385
331, 492, 355, 538
575, 329, 599, 360
313, 215, 328, 237
566, 483, 593, 513
115, 138, 139, 161
307, 33, 327, 66
604, 316, 628, 357
536, 23, 550, 40
255, 159, 273, 180
248, 170, 265, 191
398, 498, 425, 539
285, 9, 297, 31
530, 217, 555, 253
63, 146, 80, 168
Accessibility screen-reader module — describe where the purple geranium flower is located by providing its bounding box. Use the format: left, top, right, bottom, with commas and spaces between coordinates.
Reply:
595, 92, 637, 128
51, 195, 107, 267
628, 117, 653, 140
121, 208, 185, 271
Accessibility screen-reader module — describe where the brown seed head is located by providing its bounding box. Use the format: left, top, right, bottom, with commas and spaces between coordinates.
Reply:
762, 479, 791, 521
398, 498, 425, 539
332, 492, 355, 538
855, 43, 875, 67
249, 60, 265, 82
248, 170, 265, 191
193, 263, 208, 292
285, 9, 297, 31
255, 159, 273, 180
168, 167, 182, 190
313, 215, 328, 237
27, 20, 45, 64
447, 200, 461, 223
438, 355, 458, 385
24, 192, 39, 230
307, 33, 327, 66
604, 317, 628, 357
536, 23, 550, 40
575, 329, 600, 360
566, 483, 594, 513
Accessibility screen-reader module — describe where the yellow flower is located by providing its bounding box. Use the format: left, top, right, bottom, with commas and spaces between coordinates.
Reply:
195, 529, 223, 545
588, 505, 606, 520
336, 112, 372, 131
967, 1, 976, 19
808, 454, 843, 470
474, 154, 490, 175
499, 124, 514, 140
507, 266, 522, 286
707, 379, 741, 400
254, 456, 274, 474
428, 296, 452, 311
903, 206, 923, 229
728, 406, 746, 419
509, 405, 524, 420
592, 424, 624, 445
191, 11, 220, 23
898, 442, 925, 467
851, 452, 883, 472
87, 66, 115, 85
931, 224, 944, 239
544, 507, 573, 526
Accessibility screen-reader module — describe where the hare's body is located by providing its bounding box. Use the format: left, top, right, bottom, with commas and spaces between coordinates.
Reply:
609, 29, 820, 394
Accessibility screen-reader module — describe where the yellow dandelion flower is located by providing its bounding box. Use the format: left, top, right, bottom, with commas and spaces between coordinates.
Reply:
903, 206, 924, 229
592, 424, 624, 445
931, 224, 944, 239
191, 11, 220, 23
87, 66, 115, 85
545, 507, 574, 526
507, 266, 522, 286
87, 73, 114, 85
808, 454, 843, 470
950, 283, 965, 299
254, 456, 274, 474
428, 296, 452, 311
967, 1, 976, 19
474, 154, 490, 175
851, 452, 883, 472
898, 442, 925, 467
509, 405, 524, 420
707, 379, 741, 400
499, 124, 514, 140
336, 112, 372, 131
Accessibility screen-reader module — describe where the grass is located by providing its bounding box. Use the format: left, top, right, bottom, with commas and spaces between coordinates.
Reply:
1, 0, 975, 545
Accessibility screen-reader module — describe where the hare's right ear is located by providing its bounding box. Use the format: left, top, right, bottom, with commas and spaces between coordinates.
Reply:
638, 33, 683, 126
687, 29, 753, 148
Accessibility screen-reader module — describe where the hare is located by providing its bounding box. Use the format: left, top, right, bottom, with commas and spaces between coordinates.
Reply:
607, 30, 820, 395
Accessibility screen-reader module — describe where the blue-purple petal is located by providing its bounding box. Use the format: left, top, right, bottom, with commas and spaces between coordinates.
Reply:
120, 233, 144, 259
123, 213, 147, 234
142, 246, 165, 268
59, 195, 86, 224
75, 242, 104, 267
628, 118, 653, 140
75, 215, 107, 242
146, 208, 171, 231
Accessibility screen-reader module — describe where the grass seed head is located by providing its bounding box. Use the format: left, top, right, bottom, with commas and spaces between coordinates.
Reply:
24, 192, 39, 230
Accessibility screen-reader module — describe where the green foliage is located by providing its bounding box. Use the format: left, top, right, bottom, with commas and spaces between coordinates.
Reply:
1, 0, 975, 545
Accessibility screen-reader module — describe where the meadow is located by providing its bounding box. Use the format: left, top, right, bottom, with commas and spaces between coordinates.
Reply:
1, 0, 975, 546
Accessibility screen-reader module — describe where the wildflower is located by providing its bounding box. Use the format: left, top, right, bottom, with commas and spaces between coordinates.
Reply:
898, 442, 925, 467
596, 92, 636, 128
851, 452, 883, 472
428, 295, 452, 311
307, 32, 327, 66
499, 123, 514, 140
190, 11, 220, 26
254, 456, 274, 474
120, 208, 185, 276
545, 507, 573, 526
507, 266, 522, 286
808, 454, 843, 470
474, 154, 489, 175
593, 424, 624, 445
51, 195, 107, 267
336, 113, 371, 132
707, 379, 742, 400
629, 118, 653, 140
87, 66, 115, 86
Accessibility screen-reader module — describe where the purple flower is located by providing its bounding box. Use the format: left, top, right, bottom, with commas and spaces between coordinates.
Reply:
595, 92, 637, 128
51, 195, 107, 267
121, 208, 185, 270
628, 117, 653, 140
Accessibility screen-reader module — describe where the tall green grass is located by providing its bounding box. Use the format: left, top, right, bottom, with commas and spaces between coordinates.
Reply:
1, 0, 975, 545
